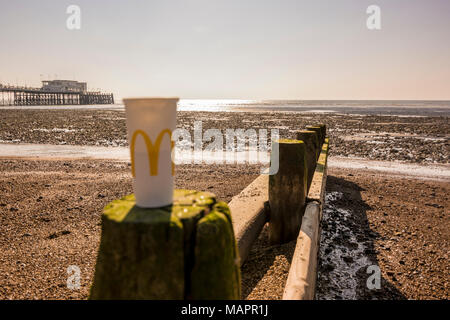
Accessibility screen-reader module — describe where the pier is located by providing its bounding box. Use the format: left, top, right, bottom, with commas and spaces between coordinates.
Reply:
0, 82, 114, 106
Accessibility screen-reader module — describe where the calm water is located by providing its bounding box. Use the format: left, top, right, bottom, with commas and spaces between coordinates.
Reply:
1, 100, 449, 116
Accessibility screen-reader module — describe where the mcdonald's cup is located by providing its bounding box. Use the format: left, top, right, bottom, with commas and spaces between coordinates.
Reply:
123, 98, 179, 208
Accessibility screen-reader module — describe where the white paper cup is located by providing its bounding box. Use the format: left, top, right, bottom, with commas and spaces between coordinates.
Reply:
123, 98, 178, 208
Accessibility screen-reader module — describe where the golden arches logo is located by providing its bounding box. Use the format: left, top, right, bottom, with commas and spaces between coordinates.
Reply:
130, 129, 174, 177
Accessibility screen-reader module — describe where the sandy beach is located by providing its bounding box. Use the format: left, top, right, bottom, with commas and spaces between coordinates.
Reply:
2, 0, 450, 308
0, 158, 448, 300
0, 108, 448, 300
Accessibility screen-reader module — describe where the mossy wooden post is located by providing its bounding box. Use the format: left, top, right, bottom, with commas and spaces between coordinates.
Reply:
306, 126, 324, 147
296, 130, 319, 192
318, 124, 326, 142
269, 139, 308, 245
190, 202, 241, 299
90, 190, 240, 300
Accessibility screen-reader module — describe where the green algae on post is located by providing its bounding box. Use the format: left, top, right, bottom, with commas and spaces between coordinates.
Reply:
90, 189, 240, 300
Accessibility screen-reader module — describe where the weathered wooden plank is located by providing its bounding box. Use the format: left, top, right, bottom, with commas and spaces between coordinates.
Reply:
229, 174, 269, 266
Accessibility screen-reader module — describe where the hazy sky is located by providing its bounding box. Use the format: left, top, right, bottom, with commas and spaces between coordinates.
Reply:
1, 0, 449, 100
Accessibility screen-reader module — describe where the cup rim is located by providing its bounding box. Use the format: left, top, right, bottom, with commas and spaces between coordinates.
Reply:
123, 97, 179, 105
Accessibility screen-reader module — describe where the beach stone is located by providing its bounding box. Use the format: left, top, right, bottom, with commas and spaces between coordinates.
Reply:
296, 130, 319, 190
269, 139, 308, 244
90, 190, 240, 300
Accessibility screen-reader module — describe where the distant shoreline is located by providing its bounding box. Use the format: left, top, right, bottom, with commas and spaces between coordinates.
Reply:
0, 99, 449, 116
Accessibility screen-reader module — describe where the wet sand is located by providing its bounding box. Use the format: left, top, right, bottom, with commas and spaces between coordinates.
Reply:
1, 143, 449, 181
316, 169, 449, 300
0, 158, 448, 300
0, 109, 448, 164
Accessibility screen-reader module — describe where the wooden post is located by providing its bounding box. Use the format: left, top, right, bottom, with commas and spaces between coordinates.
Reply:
269, 139, 308, 244
190, 201, 241, 299
283, 137, 330, 300
306, 126, 323, 146
90, 190, 240, 300
296, 130, 319, 192
318, 124, 326, 142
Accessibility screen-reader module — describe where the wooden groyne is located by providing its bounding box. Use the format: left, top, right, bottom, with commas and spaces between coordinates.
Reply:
88, 124, 328, 299
0, 84, 114, 106
229, 126, 329, 300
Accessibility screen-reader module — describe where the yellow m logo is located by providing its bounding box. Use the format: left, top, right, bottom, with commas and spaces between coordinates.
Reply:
130, 129, 174, 177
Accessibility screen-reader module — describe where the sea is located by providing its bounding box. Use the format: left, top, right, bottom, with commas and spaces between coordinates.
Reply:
1, 100, 449, 117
